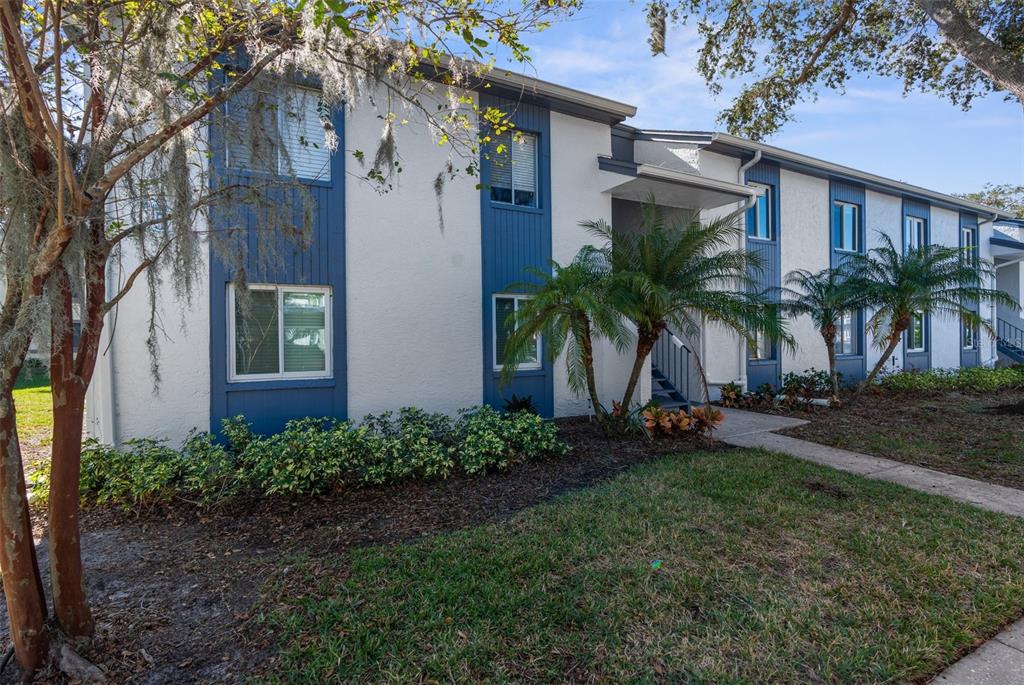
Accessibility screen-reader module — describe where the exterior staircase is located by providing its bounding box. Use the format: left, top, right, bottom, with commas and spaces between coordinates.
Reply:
650, 327, 691, 411
997, 318, 1024, 364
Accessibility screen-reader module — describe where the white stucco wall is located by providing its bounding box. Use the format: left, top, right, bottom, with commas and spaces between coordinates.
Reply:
695, 150, 745, 394
864, 190, 905, 373
778, 169, 831, 374
344, 88, 483, 419
86, 222, 212, 446
550, 112, 644, 415
930, 207, 963, 369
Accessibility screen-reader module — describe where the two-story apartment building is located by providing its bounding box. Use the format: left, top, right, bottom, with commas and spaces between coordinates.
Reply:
84, 70, 1019, 445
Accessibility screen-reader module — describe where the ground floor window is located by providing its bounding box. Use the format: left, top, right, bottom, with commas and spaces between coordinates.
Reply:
962, 317, 977, 349
494, 294, 540, 370
749, 330, 772, 360
229, 284, 331, 381
836, 311, 857, 355
907, 312, 926, 352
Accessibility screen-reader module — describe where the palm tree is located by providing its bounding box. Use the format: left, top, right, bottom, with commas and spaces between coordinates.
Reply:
500, 247, 630, 425
847, 232, 1018, 393
779, 268, 867, 404
583, 201, 793, 411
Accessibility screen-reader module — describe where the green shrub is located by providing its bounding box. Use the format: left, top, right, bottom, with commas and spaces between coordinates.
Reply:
61, 404, 570, 509
878, 366, 1024, 394
457, 406, 568, 475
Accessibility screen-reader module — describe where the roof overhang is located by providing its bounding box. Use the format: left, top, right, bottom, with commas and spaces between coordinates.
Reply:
599, 156, 755, 210
992, 230, 1024, 259
480, 70, 637, 125
693, 133, 1012, 220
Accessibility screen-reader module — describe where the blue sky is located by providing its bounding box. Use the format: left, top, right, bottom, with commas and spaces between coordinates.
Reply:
499, 2, 1023, 195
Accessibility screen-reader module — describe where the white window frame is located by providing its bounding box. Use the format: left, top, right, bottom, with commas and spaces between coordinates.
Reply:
905, 216, 927, 251
962, 317, 977, 350
836, 311, 857, 356
227, 283, 333, 382
489, 131, 539, 208
749, 330, 772, 361
907, 311, 926, 352
225, 84, 331, 182
492, 293, 541, 372
748, 182, 773, 241
961, 225, 978, 264
833, 200, 860, 253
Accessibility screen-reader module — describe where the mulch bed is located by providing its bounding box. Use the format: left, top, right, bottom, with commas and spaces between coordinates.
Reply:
2, 418, 723, 684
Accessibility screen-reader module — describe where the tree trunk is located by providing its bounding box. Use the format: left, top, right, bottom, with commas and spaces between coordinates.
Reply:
576, 316, 605, 425
47, 267, 94, 638
0, 387, 49, 676
620, 326, 661, 411
821, 324, 840, 405
914, 0, 1024, 103
855, 327, 906, 397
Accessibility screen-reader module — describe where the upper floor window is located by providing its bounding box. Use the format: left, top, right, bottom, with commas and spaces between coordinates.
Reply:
961, 225, 977, 263
905, 216, 927, 251
747, 183, 774, 240
489, 131, 538, 207
494, 294, 540, 370
836, 311, 857, 356
229, 284, 332, 381
832, 201, 860, 252
907, 311, 926, 352
226, 84, 331, 181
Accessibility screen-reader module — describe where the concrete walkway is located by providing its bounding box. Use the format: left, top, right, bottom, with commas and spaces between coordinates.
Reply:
717, 408, 1024, 518
714, 407, 1024, 684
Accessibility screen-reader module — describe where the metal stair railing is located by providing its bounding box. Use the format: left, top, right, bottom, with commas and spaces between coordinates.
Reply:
997, 318, 1024, 359
651, 327, 692, 406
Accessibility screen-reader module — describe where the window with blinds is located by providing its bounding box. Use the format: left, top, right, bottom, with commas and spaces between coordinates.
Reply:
230, 285, 331, 381
226, 85, 331, 181
493, 294, 539, 370
836, 311, 857, 356
489, 131, 538, 207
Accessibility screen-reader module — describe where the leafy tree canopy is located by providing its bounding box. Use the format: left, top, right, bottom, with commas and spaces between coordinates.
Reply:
645, 0, 1024, 139
956, 183, 1024, 217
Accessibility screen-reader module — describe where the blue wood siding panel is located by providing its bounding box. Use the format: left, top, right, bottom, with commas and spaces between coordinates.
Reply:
902, 197, 931, 370
208, 92, 346, 436
480, 94, 554, 416
829, 180, 866, 384
745, 161, 781, 389
960, 212, 980, 368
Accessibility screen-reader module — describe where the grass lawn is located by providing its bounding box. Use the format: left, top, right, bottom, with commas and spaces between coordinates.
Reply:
13, 382, 52, 451
783, 389, 1024, 490
264, 449, 1024, 684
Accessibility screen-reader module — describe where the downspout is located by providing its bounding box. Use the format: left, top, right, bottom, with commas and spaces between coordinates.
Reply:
729, 150, 762, 392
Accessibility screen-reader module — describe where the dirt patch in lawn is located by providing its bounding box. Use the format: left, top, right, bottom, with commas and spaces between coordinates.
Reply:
780, 388, 1024, 490
1, 419, 722, 684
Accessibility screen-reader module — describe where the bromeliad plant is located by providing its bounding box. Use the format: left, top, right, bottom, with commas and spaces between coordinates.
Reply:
846, 232, 1019, 395
779, 268, 868, 404
582, 200, 793, 415
501, 248, 630, 428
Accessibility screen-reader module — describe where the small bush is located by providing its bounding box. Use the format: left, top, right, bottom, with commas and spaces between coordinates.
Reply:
457, 406, 568, 475
503, 394, 539, 415
65, 404, 570, 509
642, 406, 691, 436
878, 366, 1024, 394
719, 382, 743, 408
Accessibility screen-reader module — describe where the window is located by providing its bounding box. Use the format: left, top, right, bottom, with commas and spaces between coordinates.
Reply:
749, 331, 772, 360
836, 311, 857, 356
747, 183, 774, 240
489, 131, 538, 207
832, 201, 860, 252
962, 317, 977, 350
229, 284, 331, 381
905, 216, 927, 251
226, 84, 331, 181
961, 225, 977, 264
493, 295, 540, 370
907, 312, 926, 351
